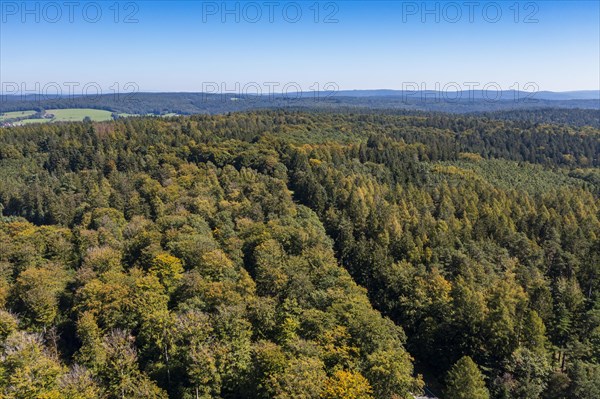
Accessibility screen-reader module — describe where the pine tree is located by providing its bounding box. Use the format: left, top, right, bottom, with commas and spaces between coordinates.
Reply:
445, 356, 490, 399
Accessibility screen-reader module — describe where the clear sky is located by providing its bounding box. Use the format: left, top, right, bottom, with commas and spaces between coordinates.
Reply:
1, 1, 599, 94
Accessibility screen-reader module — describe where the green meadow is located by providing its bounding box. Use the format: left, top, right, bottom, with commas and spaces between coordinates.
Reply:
16, 118, 51, 125
46, 109, 114, 122
0, 110, 37, 121
1, 109, 178, 125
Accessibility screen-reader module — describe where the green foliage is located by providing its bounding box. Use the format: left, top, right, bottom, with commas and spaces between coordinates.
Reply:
0, 110, 599, 398
15, 263, 70, 327
567, 360, 600, 399
445, 356, 490, 399
0, 331, 64, 398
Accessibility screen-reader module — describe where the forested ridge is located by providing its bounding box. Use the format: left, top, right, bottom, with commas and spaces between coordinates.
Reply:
477, 108, 600, 129
2, 92, 599, 117
0, 111, 599, 399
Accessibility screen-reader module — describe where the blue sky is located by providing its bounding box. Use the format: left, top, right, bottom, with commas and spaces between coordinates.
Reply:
1, 1, 599, 93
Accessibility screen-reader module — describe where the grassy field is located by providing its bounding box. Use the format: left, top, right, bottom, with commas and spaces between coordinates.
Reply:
15, 119, 51, 125
2, 109, 155, 126
47, 109, 114, 122
0, 110, 37, 121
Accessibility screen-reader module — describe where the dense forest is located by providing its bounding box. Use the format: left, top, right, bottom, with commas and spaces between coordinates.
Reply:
477, 109, 600, 129
1, 92, 599, 116
0, 110, 599, 398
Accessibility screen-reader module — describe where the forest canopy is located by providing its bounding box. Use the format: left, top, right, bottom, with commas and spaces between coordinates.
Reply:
0, 110, 599, 398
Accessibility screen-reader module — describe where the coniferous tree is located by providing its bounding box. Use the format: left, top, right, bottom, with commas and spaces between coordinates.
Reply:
445, 356, 490, 399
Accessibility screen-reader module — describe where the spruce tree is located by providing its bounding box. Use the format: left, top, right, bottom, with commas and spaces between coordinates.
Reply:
445, 356, 490, 399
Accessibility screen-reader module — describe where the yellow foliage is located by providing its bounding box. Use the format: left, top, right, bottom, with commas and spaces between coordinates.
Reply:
321, 370, 374, 399
459, 152, 484, 162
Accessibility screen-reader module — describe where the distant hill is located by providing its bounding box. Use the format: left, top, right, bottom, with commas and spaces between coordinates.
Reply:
1, 91, 598, 116
328, 89, 600, 101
